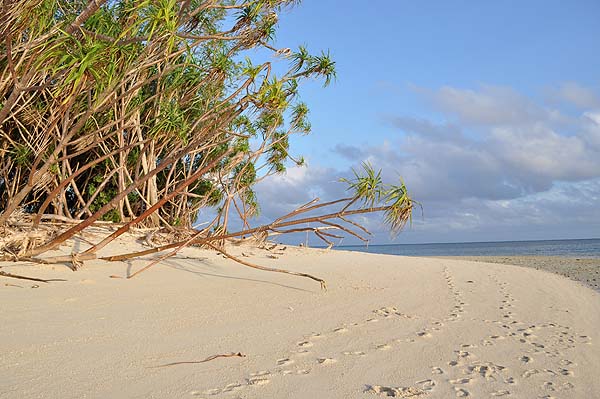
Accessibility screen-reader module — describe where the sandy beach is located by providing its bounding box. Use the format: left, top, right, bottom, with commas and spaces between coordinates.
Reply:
438, 256, 600, 293
1, 237, 599, 399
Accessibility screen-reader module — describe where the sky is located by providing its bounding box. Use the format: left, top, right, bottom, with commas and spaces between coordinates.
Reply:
245, 1, 600, 245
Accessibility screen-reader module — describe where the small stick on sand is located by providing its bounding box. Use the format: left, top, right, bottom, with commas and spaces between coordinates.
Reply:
152, 352, 246, 368
0, 271, 67, 283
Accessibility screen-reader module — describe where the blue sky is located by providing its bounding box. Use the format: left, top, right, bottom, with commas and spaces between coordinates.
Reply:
249, 1, 600, 244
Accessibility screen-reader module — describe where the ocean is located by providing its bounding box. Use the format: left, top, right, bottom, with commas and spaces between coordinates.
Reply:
336, 238, 600, 258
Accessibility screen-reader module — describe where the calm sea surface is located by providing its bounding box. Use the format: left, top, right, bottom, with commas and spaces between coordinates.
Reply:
337, 238, 600, 258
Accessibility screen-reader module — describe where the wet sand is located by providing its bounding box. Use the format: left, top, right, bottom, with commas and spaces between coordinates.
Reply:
438, 256, 600, 292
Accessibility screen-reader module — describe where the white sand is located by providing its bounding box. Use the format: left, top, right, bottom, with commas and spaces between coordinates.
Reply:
1, 237, 599, 399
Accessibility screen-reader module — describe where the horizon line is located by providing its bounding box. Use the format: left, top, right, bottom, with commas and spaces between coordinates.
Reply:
333, 237, 600, 247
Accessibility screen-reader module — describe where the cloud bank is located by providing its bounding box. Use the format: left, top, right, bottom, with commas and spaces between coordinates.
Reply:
254, 84, 600, 244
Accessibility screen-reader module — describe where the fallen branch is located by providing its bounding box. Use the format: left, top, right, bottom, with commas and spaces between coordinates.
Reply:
22, 253, 98, 271
127, 229, 206, 279
204, 242, 327, 290
152, 352, 246, 368
0, 271, 67, 283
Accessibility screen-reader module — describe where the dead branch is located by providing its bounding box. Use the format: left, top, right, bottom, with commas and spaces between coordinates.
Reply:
0, 271, 67, 283
100, 200, 411, 263
22, 253, 98, 270
204, 242, 327, 290
152, 352, 246, 368
127, 229, 206, 279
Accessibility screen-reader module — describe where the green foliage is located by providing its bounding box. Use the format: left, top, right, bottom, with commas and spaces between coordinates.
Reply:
9, 144, 33, 167
191, 180, 223, 206
0, 0, 338, 229
340, 162, 383, 207
341, 163, 414, 234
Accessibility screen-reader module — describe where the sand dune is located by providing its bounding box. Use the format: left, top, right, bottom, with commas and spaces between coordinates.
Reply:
1, 239, 599, 398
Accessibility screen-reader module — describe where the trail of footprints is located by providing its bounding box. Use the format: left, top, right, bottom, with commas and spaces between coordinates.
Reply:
192, 267, 592, 398
192, 306, 445, 397
424, 271, 591, 398
194, 270, 458, 397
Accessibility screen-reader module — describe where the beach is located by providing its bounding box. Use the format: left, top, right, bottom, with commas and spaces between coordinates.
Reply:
1, 237, 599, 398
439, 256, 600, 293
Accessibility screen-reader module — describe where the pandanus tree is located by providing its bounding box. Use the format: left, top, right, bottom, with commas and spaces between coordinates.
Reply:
0, 0, 415, 286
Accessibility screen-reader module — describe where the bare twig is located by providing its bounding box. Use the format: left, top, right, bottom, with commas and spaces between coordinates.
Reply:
152, 352, 246, 368
0, 271, 67, 283
127, 229, 206, 279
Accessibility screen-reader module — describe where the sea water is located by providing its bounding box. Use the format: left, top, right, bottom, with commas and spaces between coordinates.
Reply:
337, 238, 600, 258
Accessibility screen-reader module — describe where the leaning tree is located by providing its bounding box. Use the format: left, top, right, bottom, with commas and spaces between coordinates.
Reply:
0, 0, 414, 285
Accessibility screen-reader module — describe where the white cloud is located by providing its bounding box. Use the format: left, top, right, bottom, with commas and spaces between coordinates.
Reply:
548, 82, 600, 109
252, 84, 600, 244
423, 85, 547, 125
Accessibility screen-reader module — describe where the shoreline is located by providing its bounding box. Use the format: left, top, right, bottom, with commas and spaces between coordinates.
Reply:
435, 256, 600, 292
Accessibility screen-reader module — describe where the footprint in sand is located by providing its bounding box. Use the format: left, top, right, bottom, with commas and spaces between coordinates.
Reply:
559, 359, 575, 366
343, 351, 366, 356
276, 358, 294, 366
247, 376, 270, 386
454, 387, 470, 397
455, 350, 471, 359
217, 371, 270, 388
376, 344, 392, 351
416, 331, 432, 338
543, 381, 555, 391
491, 390, 510, 396
284, 369, 310, 375
334, 327, 348, 333
221, 383, 244, 393
558, 368, 574, 376
522, 369, 540, 378
519, 356, 532, 364
365, 385, 427, 397
504, 377, 516, 384
449, 378, 472, 385
297, 341, 313, 348
431, 367, 444, 375
317, 357, 337, 365
467, 363, 507, 381
416, 379, 436, 392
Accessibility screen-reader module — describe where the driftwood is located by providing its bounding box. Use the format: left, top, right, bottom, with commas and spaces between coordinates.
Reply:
152, 352, 246, 368
0, 271, 67, 283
